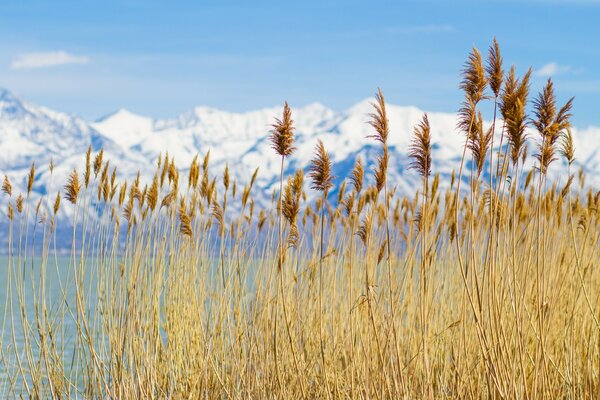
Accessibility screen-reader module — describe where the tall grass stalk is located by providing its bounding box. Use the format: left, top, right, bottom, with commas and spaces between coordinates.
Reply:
0, 40, 598, 399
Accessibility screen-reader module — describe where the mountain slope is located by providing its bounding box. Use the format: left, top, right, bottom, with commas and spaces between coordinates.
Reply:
1, 87, 599, 241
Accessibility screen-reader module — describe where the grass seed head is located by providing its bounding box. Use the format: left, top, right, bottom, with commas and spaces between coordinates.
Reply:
367, 88, 389, 145
486, 37, 503, 98
270, 101, 296, 157
2, 175, 12, 197
65, 169, 81, 204
309, 139, 335, 193
408, 113, 432, 179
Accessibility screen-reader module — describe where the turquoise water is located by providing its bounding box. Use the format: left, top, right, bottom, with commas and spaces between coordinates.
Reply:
0, 256, 89, 397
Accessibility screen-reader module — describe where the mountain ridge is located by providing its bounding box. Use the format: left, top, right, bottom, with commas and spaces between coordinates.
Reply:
0, 87, 598, 236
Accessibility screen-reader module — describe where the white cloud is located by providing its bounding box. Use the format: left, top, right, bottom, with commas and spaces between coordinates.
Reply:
10, 51, 89, 70
537, 62, 571, 77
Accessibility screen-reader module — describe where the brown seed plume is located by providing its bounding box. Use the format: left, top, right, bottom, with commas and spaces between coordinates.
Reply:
460, 47, 488, 106
53, 192, 61, 215
533, 79, 574, 174
458, 48, 488, 138
212, 202, 225, 236
223, 163, 230, 190
356, 213, 372, 246
367, 88, 389, 144
501, 67, 532, 165
337, 180, 347, 205
486, 38, 503, 98
27, 162, 35, 195
350, 157, 364, 194
16, 194, 23, 213
202, 150, 210, 173
179, 202, 193, 237
147, 174, 159, 211
93, 149, 104, 177
188, 155, 199, 189
343, 191, 356, 217
408, 113, 432, 179
119, 182, 128, 206
468, 112, 493, 177
85, 145, 92, 187
309, 140, 335, 193
2, 175, 12, 197
250, 167, 259, 188
161, 153, 169, 188
561, 174, 575, 198
283, 170, 304, 224
258, 210, 267, 232
560, 128, 575, 165
64, 169, 81, 204
270, 101, 296, 157
373, 146, 389, 194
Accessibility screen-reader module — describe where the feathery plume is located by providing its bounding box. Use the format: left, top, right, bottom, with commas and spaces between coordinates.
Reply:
408, 113, 432, 179
560, 127, 575, 165
7, 203, 13, 221
501, 67, 532, 165
93, 149, 104, 177
468, 112, 493, 177
53, 192, 61, 215
202, 150, 210, 173
350, 157, 364, 194
373, 146, 389, 194
85, 145, 92, 187
179, 202, 193, 237
223, 163, 230, 191
270, 101, 296, 157
2, 175, 12, 197
460, 47, 488, 105
188, 155, 199, 189
27, 162, 35, 195
119, 182, 128, 207
282, 170, 304, 224
16, 194, 23, 213
309, 140, 335, 193
212, 202, 225, 235
486, 37, 503, 98
458, 48, 488, 138
64, 169, 81, 204
534, 79, 574, 174
250, 167, 259, 188
161, 153, 169, 187
356, 213, 372, 246
367, 88, 389, 144
561, 174, 575, 198
147, 174, 159, 211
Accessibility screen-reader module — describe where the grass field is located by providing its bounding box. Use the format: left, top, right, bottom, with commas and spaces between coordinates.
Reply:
1, 40, 599, 399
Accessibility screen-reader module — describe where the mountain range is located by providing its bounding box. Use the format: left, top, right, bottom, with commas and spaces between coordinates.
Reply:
1, 87, 599, 239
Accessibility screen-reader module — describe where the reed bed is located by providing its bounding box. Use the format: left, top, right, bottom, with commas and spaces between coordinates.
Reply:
0, 40, 599, 399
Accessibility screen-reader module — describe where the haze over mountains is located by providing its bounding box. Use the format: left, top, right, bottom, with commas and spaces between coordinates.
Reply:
1, 87, 599, 234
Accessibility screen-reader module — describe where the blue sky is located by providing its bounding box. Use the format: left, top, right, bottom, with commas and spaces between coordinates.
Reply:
1, 0, 599, 126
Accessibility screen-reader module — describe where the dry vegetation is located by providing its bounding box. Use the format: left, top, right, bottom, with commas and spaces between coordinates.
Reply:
1, 40, 599, 399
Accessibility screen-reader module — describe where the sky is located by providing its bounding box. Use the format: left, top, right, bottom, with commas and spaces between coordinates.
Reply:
0, 0, 599, 126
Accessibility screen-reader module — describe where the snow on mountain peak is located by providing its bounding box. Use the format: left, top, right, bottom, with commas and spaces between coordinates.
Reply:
0, 88, 31, 119
1, 89, 599, 233
93, 108, 154, 149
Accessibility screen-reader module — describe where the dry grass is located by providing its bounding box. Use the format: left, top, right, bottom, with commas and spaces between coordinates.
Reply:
1, 40, 599, 399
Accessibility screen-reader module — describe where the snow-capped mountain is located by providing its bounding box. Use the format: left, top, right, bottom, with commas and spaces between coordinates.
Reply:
0, 87, 599, 239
